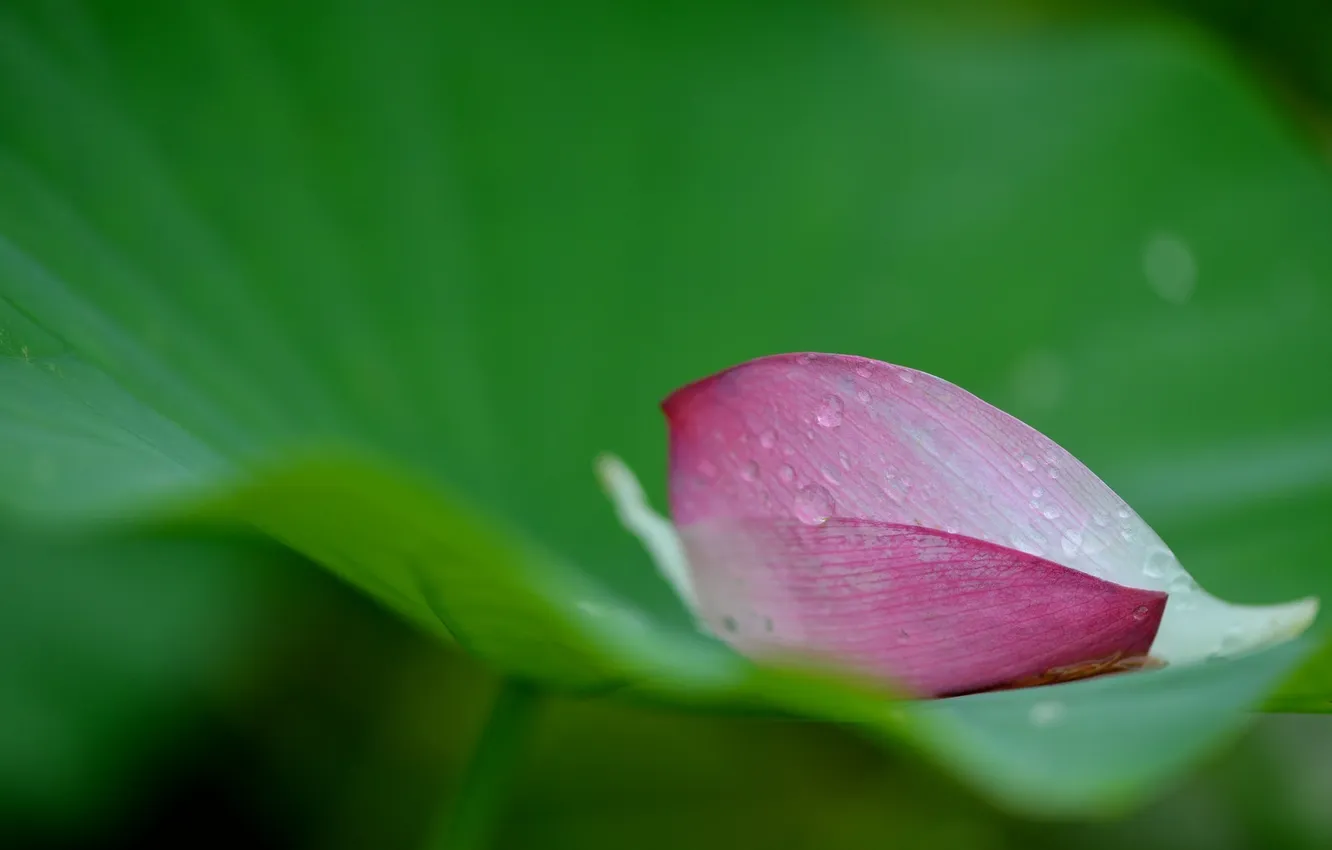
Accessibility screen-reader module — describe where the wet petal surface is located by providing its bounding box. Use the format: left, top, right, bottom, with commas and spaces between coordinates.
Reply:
683, 516, 1166, 696
664, 353, 1317, 664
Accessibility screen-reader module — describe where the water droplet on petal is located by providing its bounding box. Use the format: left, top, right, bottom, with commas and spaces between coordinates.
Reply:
856, 389, 870, 404
1168, 574, 1198, 594
839, 451, 851, 470
794, 484, 833, 525
1060, 529, 1082, 557
1020, 454, 1038, 472
816, 394, 845, 428
778, 464, 796, 484
821, 465, 842, 485
898, 371, 915, 384
740, 460, 760, 482
759, 429, 777, 449
855, 364, 872, 378
1132, 605, 1150, 621
1042, 506, 1061, 520
1079, 534, 1106, 557
1143, 547, 1172, 579
1092, 510, 1110, 527
1031, 487, 1045, 498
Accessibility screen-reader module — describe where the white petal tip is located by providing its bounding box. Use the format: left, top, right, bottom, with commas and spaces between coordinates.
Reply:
1154, 593, 1319, 665
1236, 596, 1321, 654
594, 452, 700, 615
595, 453, 642, 501
1261, 596, 1320, 645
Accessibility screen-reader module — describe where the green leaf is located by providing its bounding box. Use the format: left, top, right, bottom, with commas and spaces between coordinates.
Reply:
1, 0, 1330, 816
908, 638, 1316, 816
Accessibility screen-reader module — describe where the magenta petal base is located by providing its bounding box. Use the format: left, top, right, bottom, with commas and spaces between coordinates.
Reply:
682, 518, 1167, 697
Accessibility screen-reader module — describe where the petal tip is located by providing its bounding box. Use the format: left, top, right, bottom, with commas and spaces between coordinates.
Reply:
1276, 596, 1320, 640
593, 452, 700, 615
660, 353, 851, 422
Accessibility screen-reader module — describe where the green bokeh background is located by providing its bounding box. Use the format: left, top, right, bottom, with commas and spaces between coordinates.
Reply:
2, 0, 1332, 847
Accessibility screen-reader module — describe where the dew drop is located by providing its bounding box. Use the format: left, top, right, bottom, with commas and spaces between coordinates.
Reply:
1042, 506, 1061, 520
856, 389, 870, 404
1168, 574, 1198, 595
821, 465, 842, 485
1028, 701, 1065, 727
1143, 547, 1172, 579
1031, 487, 1045, 498
1048, 467, 1060, 480
855, 364, 872, 378
1020, 454, 1038, 472
778, 464, 796, 484
794, 484, 833, 525
838, 451, 851, 471
816, 394, 845, 428
1132, 605, 1150, 621
740, 460, 760, 482
759, 429, 777, 449
1142, 232, 1197, 305
1060, 529, 1082, 557
898, 371, 915, 384
1116, 509, 1130, 520
1092, 510, 1110, 527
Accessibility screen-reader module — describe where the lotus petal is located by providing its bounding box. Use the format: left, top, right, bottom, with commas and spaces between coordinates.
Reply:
683, 516, 1166, 696
662, 353, 1317, 666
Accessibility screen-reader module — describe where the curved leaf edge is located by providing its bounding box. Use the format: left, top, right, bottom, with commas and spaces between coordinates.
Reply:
1, 443, 1324, 817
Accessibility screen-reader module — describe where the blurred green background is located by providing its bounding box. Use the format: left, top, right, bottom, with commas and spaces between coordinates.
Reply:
3, 0, 1332, 847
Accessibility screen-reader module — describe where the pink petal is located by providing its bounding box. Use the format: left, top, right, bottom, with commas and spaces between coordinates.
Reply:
645, 353, 1316, 673
665, 353, 1157, 582
682, 517, 1166, 697
661, 352, 1317, 670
